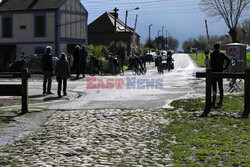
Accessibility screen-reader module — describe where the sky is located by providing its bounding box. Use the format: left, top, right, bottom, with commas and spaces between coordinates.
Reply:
0, 0, 248, 50
82, 0, 250, 51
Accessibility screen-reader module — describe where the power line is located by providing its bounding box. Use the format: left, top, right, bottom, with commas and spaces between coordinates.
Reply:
83, 0, 170, 5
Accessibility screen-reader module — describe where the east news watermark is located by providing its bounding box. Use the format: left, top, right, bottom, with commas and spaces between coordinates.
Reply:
86, 77, 163, 89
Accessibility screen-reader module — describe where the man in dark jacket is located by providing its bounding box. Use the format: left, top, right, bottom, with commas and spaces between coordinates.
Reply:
80, 45, 88, 78
73, 45, 81, 78
210, 43, 231, 106
42, 46, 53, 95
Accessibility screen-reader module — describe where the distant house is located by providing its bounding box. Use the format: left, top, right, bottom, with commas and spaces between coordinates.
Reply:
0, 0, 88, 72
88, 12, 140, 56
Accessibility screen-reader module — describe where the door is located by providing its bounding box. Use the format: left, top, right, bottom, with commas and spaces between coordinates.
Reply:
0, 45, 16, 72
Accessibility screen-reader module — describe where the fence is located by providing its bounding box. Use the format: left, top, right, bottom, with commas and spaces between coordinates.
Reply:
196, 68, 250, 118
0, 63, 30, 114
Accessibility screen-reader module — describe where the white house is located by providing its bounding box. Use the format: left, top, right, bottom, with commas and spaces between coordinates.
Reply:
0, 0, 88, 71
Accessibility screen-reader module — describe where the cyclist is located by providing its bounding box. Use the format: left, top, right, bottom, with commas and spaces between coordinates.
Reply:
89, 54, 99, 65
134, 53, 144, 72
89, 54, 98, 72
155, 54, 163, 73
139, 54, 146, 70
167, 51, 174, 69
105, 54, 119, 74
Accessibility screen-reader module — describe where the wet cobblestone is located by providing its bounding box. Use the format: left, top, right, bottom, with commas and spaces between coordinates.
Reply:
0, 109, 173, 166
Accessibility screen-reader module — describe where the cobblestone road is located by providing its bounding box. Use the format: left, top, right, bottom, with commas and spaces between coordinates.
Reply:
0, 109, 173, 166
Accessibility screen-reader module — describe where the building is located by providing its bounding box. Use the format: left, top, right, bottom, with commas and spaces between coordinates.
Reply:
88, 12, 140, 56
0, 0, 88, 72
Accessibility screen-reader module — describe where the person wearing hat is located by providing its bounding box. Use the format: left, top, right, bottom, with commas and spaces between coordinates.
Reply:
42, 46, 54, 95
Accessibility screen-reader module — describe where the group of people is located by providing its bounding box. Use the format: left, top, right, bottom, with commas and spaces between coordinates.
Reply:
42, 45, 87, 97
155, 51, 174, 71
129, 53, 146, 71
73, 45, 88, 79
41, 43, 231, 108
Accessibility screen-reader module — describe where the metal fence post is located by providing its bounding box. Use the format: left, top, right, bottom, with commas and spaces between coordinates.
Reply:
21, 62, 28, 114
201, 68, 212, 116
242, 68, 250, 118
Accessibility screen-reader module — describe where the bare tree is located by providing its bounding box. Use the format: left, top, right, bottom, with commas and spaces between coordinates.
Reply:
200, 0, 250, 42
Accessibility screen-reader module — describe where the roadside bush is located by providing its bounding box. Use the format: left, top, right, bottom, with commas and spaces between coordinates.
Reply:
87, 45, 109, 70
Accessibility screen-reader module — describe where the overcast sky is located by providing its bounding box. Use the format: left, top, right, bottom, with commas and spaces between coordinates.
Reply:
82, 0, 250, 50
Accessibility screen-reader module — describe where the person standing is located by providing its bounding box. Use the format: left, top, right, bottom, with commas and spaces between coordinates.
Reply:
73, 45, 81, 78
55, 53, 71, 97
210, 43, 231, 106
42, 46, 53, 95
80, 45, 88, 78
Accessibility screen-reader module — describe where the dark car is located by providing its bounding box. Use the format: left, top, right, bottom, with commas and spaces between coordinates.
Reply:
9, 54, 58, 73
9, 56, 32, 72
145, 53, 155, 62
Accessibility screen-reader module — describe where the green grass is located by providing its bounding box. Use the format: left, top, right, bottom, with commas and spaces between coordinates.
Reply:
0, 107, 47, 125
189, 53, 208, 67
0, 109, 20, 124
247, 52, 250, 58
162, 94, 249, 166
0, 98, 43, 107
190, 51, 250, 67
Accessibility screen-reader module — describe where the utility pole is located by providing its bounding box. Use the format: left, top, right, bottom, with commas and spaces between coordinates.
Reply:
125, 10, 128, 32
158, 30, 161, 55
149, 24, 153, 53
114, 7, 119, 33
169, 35, 172, 50
166, 30, 168, 50
167, 32, 170, 50
162, 26, 164, 50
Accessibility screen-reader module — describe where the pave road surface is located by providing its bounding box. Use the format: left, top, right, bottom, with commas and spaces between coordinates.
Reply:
1, 54, 240, 166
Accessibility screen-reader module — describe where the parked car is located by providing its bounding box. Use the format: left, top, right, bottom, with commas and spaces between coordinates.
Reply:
145, 52, 157, 62
9, 54, 58, 73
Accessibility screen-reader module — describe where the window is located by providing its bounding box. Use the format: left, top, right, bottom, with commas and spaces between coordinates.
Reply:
35, 14, 45, 37
20, 25, 26, 30
35, 47, 45, 54
2, 16, 12, 38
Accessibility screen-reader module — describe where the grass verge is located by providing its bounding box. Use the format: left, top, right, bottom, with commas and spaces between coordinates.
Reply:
163, 94, 249, 166
0, 98, 43, 107
190, 51, 250, 68
0, 107, 47, 124
189, 53, 207, 67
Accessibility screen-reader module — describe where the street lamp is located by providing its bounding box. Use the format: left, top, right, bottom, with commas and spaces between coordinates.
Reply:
166, 30, 168, 50
167, 32, 170, 49
162, 26, 164, 50
149, 24, 153, 53
125, 7, 139, 32
158, 30, 161, 53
